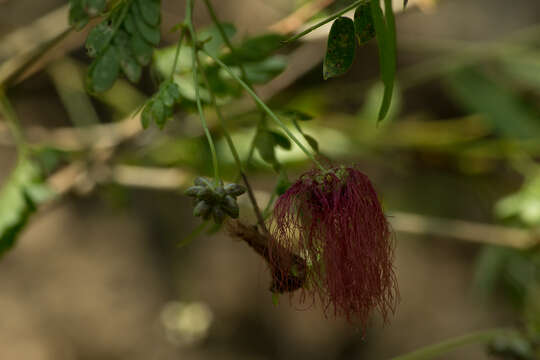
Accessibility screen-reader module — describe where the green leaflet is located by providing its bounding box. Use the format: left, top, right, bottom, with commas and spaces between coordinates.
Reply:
354, 2, 376, 45
370, 0, 397, 122
323, 17, 356, 80
78, 0, 162, 92
269, 130, 292, 150
220, 33, 285, 65
140, 80, 181, 129
0, 158, 54, 259
255, 129, 278, 165
88, 46, 120, 93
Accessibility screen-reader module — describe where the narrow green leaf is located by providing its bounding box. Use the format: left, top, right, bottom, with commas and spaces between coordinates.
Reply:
131, 4, 161, 46
370, 0, 397, 122
88, 46, 120, 92
323, 17, 356, 80
279, 109, 314, 121
255, 130, 277, 165
269, 130, 292, 150
304, 134, 319, 153
135, 0, 161, 27
354, 2, 376, 45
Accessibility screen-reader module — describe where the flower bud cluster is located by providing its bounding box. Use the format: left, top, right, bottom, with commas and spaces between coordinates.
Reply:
185, 177, 246, 224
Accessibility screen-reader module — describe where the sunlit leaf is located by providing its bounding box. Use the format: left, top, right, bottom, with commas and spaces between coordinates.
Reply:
0, 158, 54, 259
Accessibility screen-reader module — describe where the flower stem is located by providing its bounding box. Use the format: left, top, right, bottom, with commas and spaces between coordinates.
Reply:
169, 29, 186, 81
390, 328, 510, 360
196, 56, 269, 233
202, 50, 326, 172
284, 0, 367, 43
201, 0, 265, 173
186, 0, 221, 184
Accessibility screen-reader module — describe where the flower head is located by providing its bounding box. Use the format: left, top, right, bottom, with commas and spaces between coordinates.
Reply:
269, 165, 398, 325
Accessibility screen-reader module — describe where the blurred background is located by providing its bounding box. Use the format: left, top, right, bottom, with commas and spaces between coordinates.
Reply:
0, 0, 539, 359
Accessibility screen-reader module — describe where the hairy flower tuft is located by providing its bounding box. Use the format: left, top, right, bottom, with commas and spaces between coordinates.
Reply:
269, 165, 398, 325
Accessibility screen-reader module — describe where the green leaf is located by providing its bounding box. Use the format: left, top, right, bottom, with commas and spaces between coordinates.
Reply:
69, 0, 90, 30
354, 2, 376, 45
198, 23, 237, 58
141, 102, 152, 128
304, 134, 319, 153
85, 22, 114, 58
323, 17, 356, 80
279, 109, 313, 121
131, 3, 161, 46
124, 12, 137, 34
275, 171, 290, 195
0, 158, 54, 259
495, 172, 540, 226
255, 130, 277, 165
84, 0, 107, 16
370, 0, 397, 122
151, 99, 165, 127
221, 33, 285, 65
130, 30, 154, 66
135, 0, 161, 27
446, 69, 540, 139
500, 52, 540, 91
243, 55, 286, 84
269, 130, 291, 150
88, 46, 120, 92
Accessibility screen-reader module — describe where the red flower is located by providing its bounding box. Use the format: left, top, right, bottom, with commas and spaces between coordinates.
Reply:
269, 165, 398, 325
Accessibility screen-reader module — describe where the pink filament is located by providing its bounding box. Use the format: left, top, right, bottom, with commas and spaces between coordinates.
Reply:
269, 166, 398, 325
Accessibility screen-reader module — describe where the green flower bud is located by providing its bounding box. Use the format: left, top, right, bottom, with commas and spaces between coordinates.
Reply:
193, 200, 211, 218
222, 195, 239, 218
184, 185, 205, 197
212, 206, 226, 224
224, 183, 246, 196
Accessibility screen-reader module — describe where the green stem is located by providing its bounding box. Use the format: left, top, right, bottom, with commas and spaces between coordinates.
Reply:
202, 0, 249, 84
186, 0, 221, 184
390, 328, 509, 360
203, 50, 326, 172
285, 0, 367, 43
0, 88, 27, 154
169, 29, 186, 81
196, 55, 269, 233
201, 0, 265, 174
